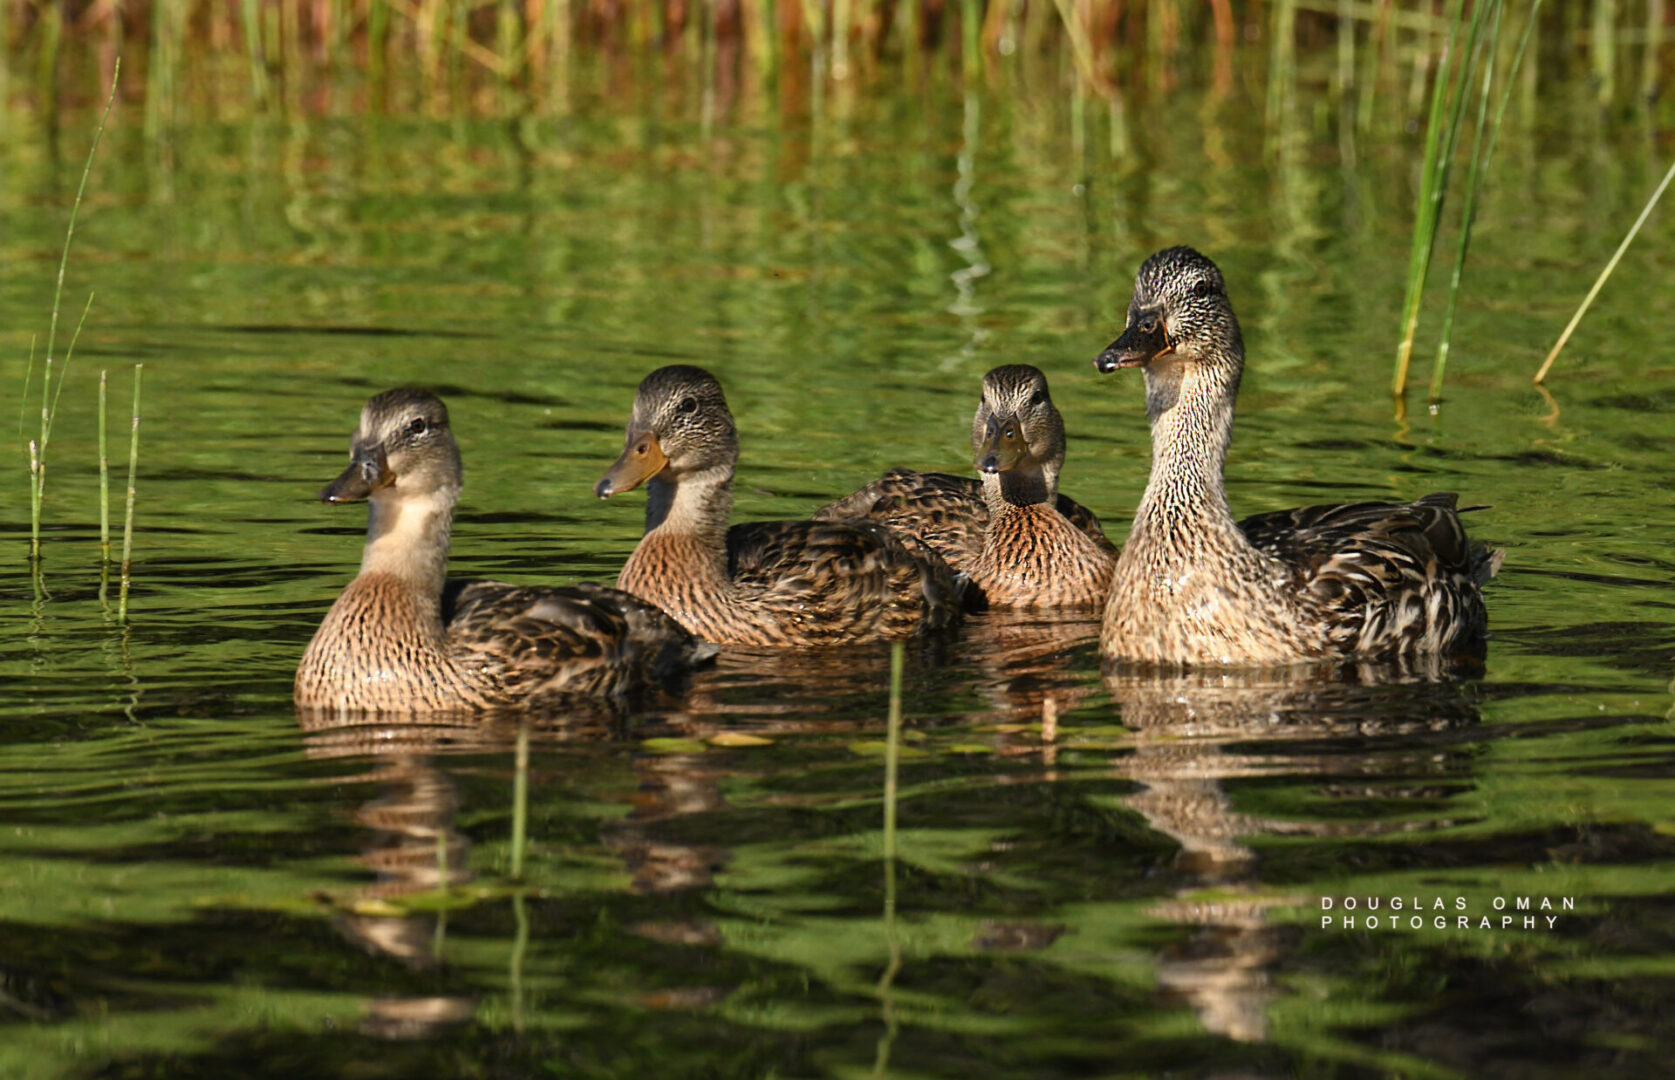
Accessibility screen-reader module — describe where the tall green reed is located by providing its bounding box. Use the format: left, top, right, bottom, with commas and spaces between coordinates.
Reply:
1425, 0, 1542, 403
119, 364, 143, 623
23, 61, 118, 559
99, 369, 110, 562
1391, 0, 1471, 398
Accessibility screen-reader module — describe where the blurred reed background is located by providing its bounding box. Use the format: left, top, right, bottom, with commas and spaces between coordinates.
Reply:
1, 1, 1667, 123
3, 1, 1670, 403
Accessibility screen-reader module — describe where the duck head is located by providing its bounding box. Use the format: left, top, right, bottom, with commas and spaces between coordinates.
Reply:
971, 364, 1066, 500
595, 365, 739, 498
1094, 246, 1243, 380
321, 388, 461, 506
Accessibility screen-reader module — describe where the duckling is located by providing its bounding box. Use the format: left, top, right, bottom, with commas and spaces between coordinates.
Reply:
1094, 246, 1501, 666
295, 389, 713, 713
815, 365, 1117, 608
594, 366, 962, 646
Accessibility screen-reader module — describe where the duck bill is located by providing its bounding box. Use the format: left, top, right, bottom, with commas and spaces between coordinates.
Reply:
973, 414, 1028, 474
1094, 316, 1173, 373
320, 444, 393, 503
595, 431, 669, 498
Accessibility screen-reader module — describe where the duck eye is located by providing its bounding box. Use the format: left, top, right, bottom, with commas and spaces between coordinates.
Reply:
1029, 390, 1046, 406
677, 396, 699, 415
1140, 317, 1158, 333
1192, 279, 1214, 299
408, 417, 428, 435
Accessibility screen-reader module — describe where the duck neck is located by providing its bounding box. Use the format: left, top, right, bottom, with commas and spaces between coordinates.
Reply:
1133, 355, 1244, 544
625, 466, 735, 609
982, 457, 1058, 511
358, 486, 456, 616
644, 465, 734, 544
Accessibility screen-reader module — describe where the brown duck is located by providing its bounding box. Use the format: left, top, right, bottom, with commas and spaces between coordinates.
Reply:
815, 364, 1117, 608
295, 389, 713, 714
594, 365, 962, 646
1094, 247, 1501, 666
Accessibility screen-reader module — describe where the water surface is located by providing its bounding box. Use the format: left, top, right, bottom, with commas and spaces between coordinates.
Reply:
3, 52, 1674, 1079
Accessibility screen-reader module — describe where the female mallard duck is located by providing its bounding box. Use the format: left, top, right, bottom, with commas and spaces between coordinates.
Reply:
814, 364, 1117, 608
593, 365, 962, 646
295, 389, 713, 713
1094, 246, 1501, 666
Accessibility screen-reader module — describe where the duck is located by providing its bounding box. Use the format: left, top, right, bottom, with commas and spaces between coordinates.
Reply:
814, 364, 1117, 608
1094, 246, 1501, 666
295, 389, 714, 713
593, 365, 963, 646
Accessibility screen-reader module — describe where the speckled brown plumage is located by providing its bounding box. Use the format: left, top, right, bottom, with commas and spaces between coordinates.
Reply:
596, 366, 962, 646
295, 389, 714, 715
815, 365, 1116, 608
1095, 247, 1500, 666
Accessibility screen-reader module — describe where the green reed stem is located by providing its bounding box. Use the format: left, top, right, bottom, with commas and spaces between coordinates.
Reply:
1267, 0, 1298, 133
833, 0, 853, 79
1592, 0, 1617, 107
1427, 0, 1505, 402
509, 891, 529, 1033
872, 638, 905, 1073
511, 721, 530, 881
1334, 0, 1355, 103
1049, 0, 1102, 96
701, 0, 718, 135
883, 640, 903, 859
30, 60, 118, 559
368, 0, 388, 108
1428, 0, 1540, 402
961, 0, 980, 81
495, 0, 519, 84
118, 364, 142, 623
1643, 0, 1665, 103
99, 368, 110, 561
752, 0, 777, 84
551, 0, 573, 106
1534, 156, 1675, 384
1392, 0, 1469, 397
239, 0, 268, 104
35, 0, 61, 110
22, 336, 38, 538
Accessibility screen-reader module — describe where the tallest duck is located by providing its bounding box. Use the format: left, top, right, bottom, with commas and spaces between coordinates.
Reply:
1095, 246, 1500, 667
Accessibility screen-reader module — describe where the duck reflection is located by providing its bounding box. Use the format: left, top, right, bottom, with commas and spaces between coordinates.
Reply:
295, 712, 566, 1032
963, 607, 1101, 730
294, 704, 741, 1029
296, 713, 513, 1038
1102, 659, 1483, 1043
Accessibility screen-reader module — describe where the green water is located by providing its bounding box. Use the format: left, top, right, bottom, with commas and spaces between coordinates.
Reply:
4, 55, 1675, 1079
